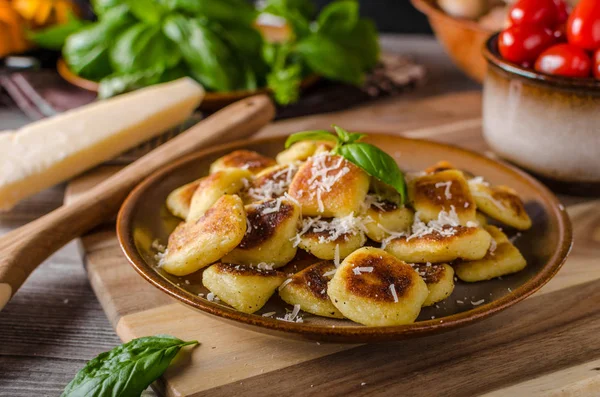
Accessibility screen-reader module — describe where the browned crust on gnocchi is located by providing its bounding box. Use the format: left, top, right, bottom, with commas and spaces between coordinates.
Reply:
288, 261, 335, 300
238, 200, 295, 249
216, 150, 276, 173
211, 262, 283, 277
339, 251, 417, 302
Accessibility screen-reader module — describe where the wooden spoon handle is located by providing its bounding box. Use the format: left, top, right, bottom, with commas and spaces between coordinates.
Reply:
0, 95, 275, 309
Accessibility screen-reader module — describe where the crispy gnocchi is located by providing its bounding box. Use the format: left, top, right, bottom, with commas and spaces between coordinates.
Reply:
159, 136, 533, 327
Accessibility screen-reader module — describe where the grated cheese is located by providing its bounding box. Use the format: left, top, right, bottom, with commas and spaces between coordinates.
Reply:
207, 292, 220, 302
277, 304, 303, 322
389, 284, 399, 303
323, 269, 337, 278
352, 266, 374, 275
307, 153, 350, 214
261, 196, 283, 214
471, 299, 485, 306
262, 312, 276, 317
435, 181, 453, 200
256, 262, 275, 270
489, 239, 497, 255
247, 165, 297, 201
334, 244, 340, 267
278, 278, 293, 291
405, 206, 465, 242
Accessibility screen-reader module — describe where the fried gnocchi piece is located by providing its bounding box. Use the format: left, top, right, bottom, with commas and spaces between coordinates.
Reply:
298, 226, 366, 261
476, 211, 489, 227
279, 261, 344, 319
166, 178, 202, 219
245, 164, 297, 202
288, 153, 370, 217
161, 195, 246, 276
408, 170, 476, 225
328, 247, 428, 326
362, 199, 414, 242
424, 160, 456, 174
385, 225, 492, 263
202, 263, 286, 313
469, 180, 532, 230
454, 225, 527, 282
222, 198, 301, 268
412, 263, 455, 306
275, 140, 334, 165
210, 149, 276, 175
186, 168, 251, 222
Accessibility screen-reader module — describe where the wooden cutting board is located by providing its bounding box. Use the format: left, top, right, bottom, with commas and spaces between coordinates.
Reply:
64, 91, 600, 397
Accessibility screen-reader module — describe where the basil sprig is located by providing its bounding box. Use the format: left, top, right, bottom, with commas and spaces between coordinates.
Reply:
62, 335, 198, 397
285, 126, 407, 204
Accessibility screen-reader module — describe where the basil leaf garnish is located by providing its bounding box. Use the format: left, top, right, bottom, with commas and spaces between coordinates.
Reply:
337, 142, 407, 204
62, 335, 198, 397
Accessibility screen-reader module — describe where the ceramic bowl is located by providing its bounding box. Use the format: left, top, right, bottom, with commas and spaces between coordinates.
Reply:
482, 34, 600, 193
117, 134, 572, 343
411, 0, 492, 83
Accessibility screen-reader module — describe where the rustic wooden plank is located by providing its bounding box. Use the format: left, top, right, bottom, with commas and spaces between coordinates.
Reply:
200, 277, 600, 397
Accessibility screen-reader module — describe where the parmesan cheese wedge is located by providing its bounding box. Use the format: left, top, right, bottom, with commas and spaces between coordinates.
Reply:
0, 77, 204, 210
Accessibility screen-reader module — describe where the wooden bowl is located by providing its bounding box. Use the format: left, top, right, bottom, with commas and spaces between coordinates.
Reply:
117, 134, 572, 343
56, 58, 320, 111
411, 0, 492, 83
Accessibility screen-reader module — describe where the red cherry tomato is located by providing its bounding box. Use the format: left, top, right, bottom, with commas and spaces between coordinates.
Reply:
509, 0, 559, 28
534, 44, 592, 77
593, 49, 600, 79
553, 0, 569, 24
567, 0, 600, 51
499, 25, 555, 64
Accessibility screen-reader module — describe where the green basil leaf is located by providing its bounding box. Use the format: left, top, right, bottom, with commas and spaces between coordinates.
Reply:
285, 130, 339, 148
28, 12, 89, 50
125, 0, 166, 24
337, 142, 406, 204
63, 5, 133, 80
261, 0, 316, 21
110, 23, 181, 74
333, 125, 365, 144
328, 18, 380, 70
317, 0, 359, 35
163, 15, 241, 91
91, 0, 123, 16
98, 64, 187, 99
62, 335, 197, 397
261, 0, 312, 39
163, 0, 257, 25
296, 34, 364, 85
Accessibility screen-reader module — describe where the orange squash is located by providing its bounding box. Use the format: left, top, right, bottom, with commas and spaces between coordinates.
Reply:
12, 0, 79, 28
0, 1, 29, 56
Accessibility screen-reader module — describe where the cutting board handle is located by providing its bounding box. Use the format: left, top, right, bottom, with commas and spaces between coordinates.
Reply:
0, 94, 275, 310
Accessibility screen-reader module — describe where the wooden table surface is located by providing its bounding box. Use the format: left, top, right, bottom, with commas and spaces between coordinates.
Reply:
0, 35, 480, 396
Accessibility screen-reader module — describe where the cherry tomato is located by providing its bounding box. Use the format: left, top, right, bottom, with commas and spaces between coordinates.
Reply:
499, 25, 555, 64
567, 0, 600, 51
553, 0, 569, 24
534, 44, 592, 77
509, 0, 559, 28
593, 49, 600, 79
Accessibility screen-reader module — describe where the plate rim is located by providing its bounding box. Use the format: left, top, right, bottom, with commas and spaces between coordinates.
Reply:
116, 133, 573, 341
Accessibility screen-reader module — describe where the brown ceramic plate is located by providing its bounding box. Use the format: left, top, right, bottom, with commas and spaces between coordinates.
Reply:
57, 58, 320, 111
117, 134, 572, 343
